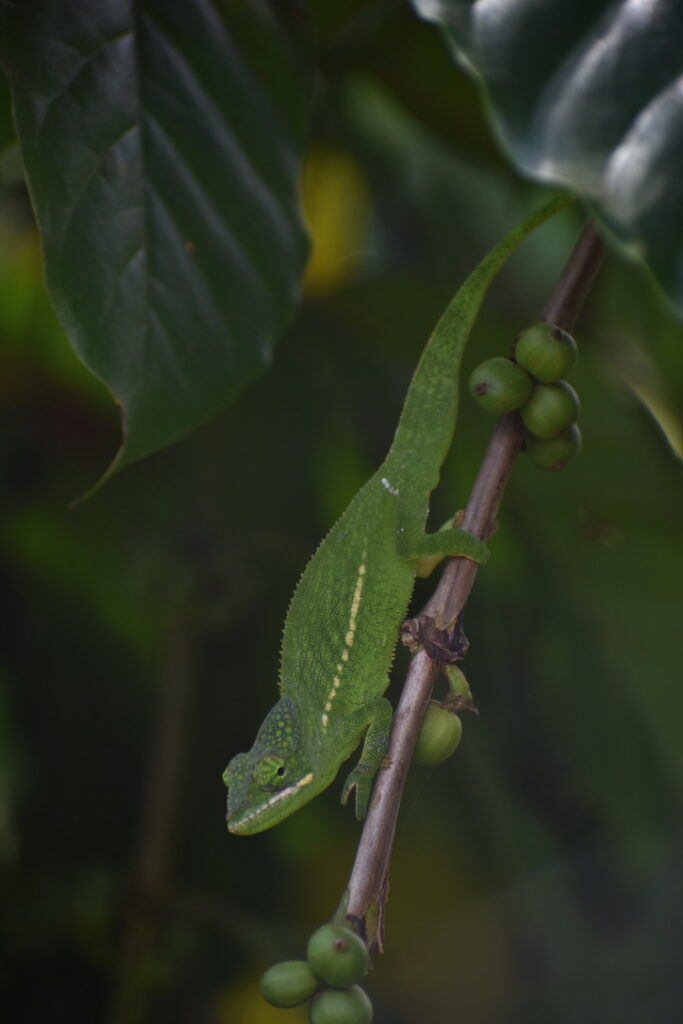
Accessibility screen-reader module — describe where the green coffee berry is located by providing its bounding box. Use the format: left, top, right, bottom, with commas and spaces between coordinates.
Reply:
413, 702, 463, 767
469, 357, 533, 414
307, 924, 369, 989
260, 960, 319, 1008
309, 985, 373, 1024
514, 323, 577, 382
526, 424, 582, 470
521, 381, 579, 439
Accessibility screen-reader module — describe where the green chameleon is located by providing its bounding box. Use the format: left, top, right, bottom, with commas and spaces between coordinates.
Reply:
224, 197, 567, 834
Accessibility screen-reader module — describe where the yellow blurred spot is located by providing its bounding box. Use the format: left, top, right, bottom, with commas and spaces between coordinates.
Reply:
301, 146, 372, 295
214, 973, 309, 1024
0, 233, 43, 336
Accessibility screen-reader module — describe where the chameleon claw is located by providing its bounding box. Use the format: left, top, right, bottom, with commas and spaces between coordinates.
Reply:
341, 768, 373, 819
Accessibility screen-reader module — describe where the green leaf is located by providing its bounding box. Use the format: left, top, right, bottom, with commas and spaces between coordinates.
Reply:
1, 0, 310, 475
412, 0, 683, 316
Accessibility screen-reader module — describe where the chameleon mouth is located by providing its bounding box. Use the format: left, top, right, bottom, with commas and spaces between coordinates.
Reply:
227, 772, 315, 834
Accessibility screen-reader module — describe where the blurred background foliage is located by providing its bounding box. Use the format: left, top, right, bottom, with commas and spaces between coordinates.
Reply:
1, 2, 682, 1023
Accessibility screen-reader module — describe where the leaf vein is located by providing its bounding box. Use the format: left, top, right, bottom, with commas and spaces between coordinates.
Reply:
143, 110, 275, 309
139, 5, 293, 240
55, 123, 141, 259
34, 30, 134, 142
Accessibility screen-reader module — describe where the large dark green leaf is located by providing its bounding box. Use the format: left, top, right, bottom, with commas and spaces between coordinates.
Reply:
412, 0, 683, 316
1, 0, 310, 474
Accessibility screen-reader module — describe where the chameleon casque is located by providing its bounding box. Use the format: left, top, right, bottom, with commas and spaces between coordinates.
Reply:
224, 198, 567, 835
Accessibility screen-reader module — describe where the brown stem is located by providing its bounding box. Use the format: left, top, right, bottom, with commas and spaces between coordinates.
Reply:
540, 220, 605, 330
343, 219, 606, 949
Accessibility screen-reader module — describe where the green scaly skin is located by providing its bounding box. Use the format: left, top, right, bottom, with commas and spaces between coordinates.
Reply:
224, 197, 569, 834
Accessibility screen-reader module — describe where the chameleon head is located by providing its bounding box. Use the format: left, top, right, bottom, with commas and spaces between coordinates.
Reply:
223, 697, 320, 834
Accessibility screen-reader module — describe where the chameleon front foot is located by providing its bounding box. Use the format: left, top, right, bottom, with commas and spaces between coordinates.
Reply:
340, 697, 393, 819
341, 766, 375, 820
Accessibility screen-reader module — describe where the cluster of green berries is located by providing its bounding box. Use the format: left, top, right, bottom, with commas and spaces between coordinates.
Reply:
260, 923, 372, 1023
469, 322, 582, 470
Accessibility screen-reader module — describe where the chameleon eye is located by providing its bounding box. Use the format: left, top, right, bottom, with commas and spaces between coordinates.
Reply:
254, 754, 288, 788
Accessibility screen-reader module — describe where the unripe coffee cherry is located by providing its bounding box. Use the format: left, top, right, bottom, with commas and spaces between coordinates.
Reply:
514, 323, 577, 382
309, 985, 373, 1024
527, 424, 582, 470
260, 960, 319, 1008
413, 702, 463, 766
521, 381, 579, 439
469, 357, 533, 414
307, 925, 369, 989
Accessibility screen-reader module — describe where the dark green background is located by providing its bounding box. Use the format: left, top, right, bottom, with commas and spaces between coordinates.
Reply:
1, 3, 682, 1023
